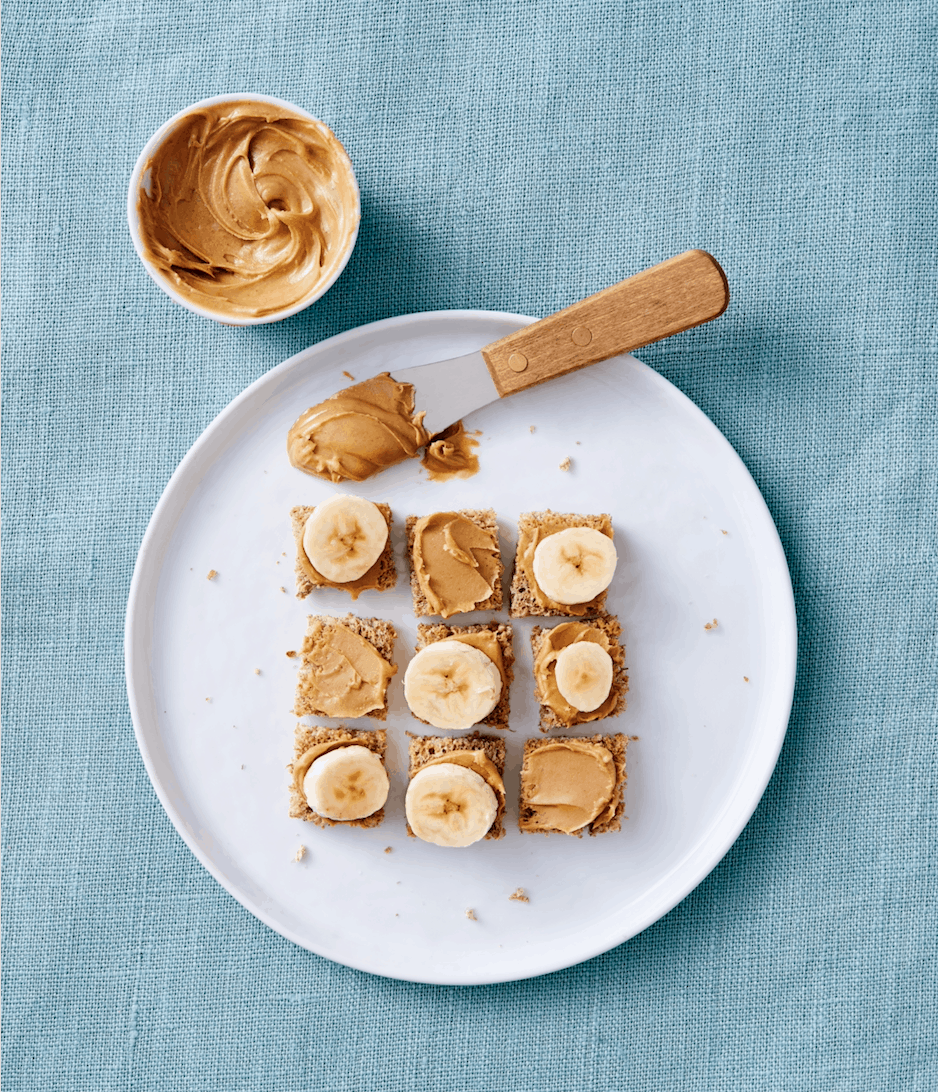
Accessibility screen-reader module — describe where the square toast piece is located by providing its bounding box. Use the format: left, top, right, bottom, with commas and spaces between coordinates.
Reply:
531, 614, 628, 732
291, 502, 395, 599
405, 509, 503, 616
518, 733, 627, 836
406, 732, 506, 840
293, 614, 397, 721
415, 621, 514, 731
510, 510, 614, 618
288, 724, 387, 828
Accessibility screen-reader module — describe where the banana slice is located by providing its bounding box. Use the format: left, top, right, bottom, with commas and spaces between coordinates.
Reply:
554, 642, 614, 711
405, 763, 498, 847
303, 495, 388, 583
403, 641, 502, 730
303, 744, 389, 820
532, 527, 617, 605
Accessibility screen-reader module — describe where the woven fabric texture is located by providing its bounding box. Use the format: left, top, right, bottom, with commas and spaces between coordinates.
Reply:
2, 0, 936, 1088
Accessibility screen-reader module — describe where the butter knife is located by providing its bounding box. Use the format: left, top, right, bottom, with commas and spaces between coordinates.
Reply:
389, 249, 729, 435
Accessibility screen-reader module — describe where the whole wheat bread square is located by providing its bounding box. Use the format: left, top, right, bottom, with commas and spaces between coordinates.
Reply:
288, 724, 387, 828
509, 510, 613, 618
518, 733, 627, 836
290, 503, 395, 599
407, 732, 506, 839
405, 509, 503, 616
293, 614, 397, 720
415, 621, 514, 731
530, 614, 627, 731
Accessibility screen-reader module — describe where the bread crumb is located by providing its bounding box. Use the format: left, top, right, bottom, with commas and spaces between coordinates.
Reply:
721, 529, 728, 535
240, 764, 244, 770
293, 845, 306, 862
465, 908, 477, 921
559, 456, 572, 472
343, 370, 355, 380
704, 618, 719, 630
286, 650, 297, 658
508, 887, 529, 903
207, 569, 217, 580
743, 676, 749, 682
384, 846, 393, 854
254, 668, 261, 675
205, 697, 211, 703
280, 586, 287, 593
529, 425, 536, 433
575, 440, 581, 445
282, 552, 286, 557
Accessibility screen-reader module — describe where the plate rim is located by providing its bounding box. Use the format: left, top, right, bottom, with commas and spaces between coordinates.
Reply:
124, 308, 798, 984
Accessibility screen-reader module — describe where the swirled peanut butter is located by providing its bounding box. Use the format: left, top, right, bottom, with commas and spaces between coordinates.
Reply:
421, 421, 481, 482
534, 622, 617, 725
137, 102, 358, 319
522, 740, 616, 833
294, 618, 396, 718
412, 512, 501, 618
288, 373, 430, 483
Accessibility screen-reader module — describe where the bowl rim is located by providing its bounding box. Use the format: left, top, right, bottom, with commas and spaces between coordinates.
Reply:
126, 93, 361, 327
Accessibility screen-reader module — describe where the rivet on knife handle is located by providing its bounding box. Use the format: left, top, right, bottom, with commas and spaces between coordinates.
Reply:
480, 249, 729, 398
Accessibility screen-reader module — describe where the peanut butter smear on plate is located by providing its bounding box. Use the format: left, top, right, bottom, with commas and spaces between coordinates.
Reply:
421, 421, 481, 481
523, 740, 617, 833
287, 373, 430, 482
137, 102, 359, 319
412, 512, 501, 617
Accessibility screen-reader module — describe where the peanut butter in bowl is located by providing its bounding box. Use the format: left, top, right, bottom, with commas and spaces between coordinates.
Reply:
128, 95, 360, 324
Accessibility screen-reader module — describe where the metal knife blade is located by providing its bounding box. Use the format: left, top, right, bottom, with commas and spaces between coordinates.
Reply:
389, 350, 499, 437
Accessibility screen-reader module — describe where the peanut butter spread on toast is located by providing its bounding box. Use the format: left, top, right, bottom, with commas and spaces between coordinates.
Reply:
412, 513, 500, 617
523, 740, 616, 833
295, 619, 395, 717
534, 622, 616, 725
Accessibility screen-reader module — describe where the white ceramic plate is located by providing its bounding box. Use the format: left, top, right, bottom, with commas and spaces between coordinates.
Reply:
125, 310, 796, 985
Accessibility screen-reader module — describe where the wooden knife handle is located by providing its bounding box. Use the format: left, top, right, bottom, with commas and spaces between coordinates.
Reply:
480, 249, 729, 397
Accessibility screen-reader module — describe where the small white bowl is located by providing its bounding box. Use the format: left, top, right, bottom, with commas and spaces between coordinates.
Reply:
127, 94, 361, 326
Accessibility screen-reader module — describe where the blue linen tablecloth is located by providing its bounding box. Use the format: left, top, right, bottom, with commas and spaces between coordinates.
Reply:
2, 0, 936, 1088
